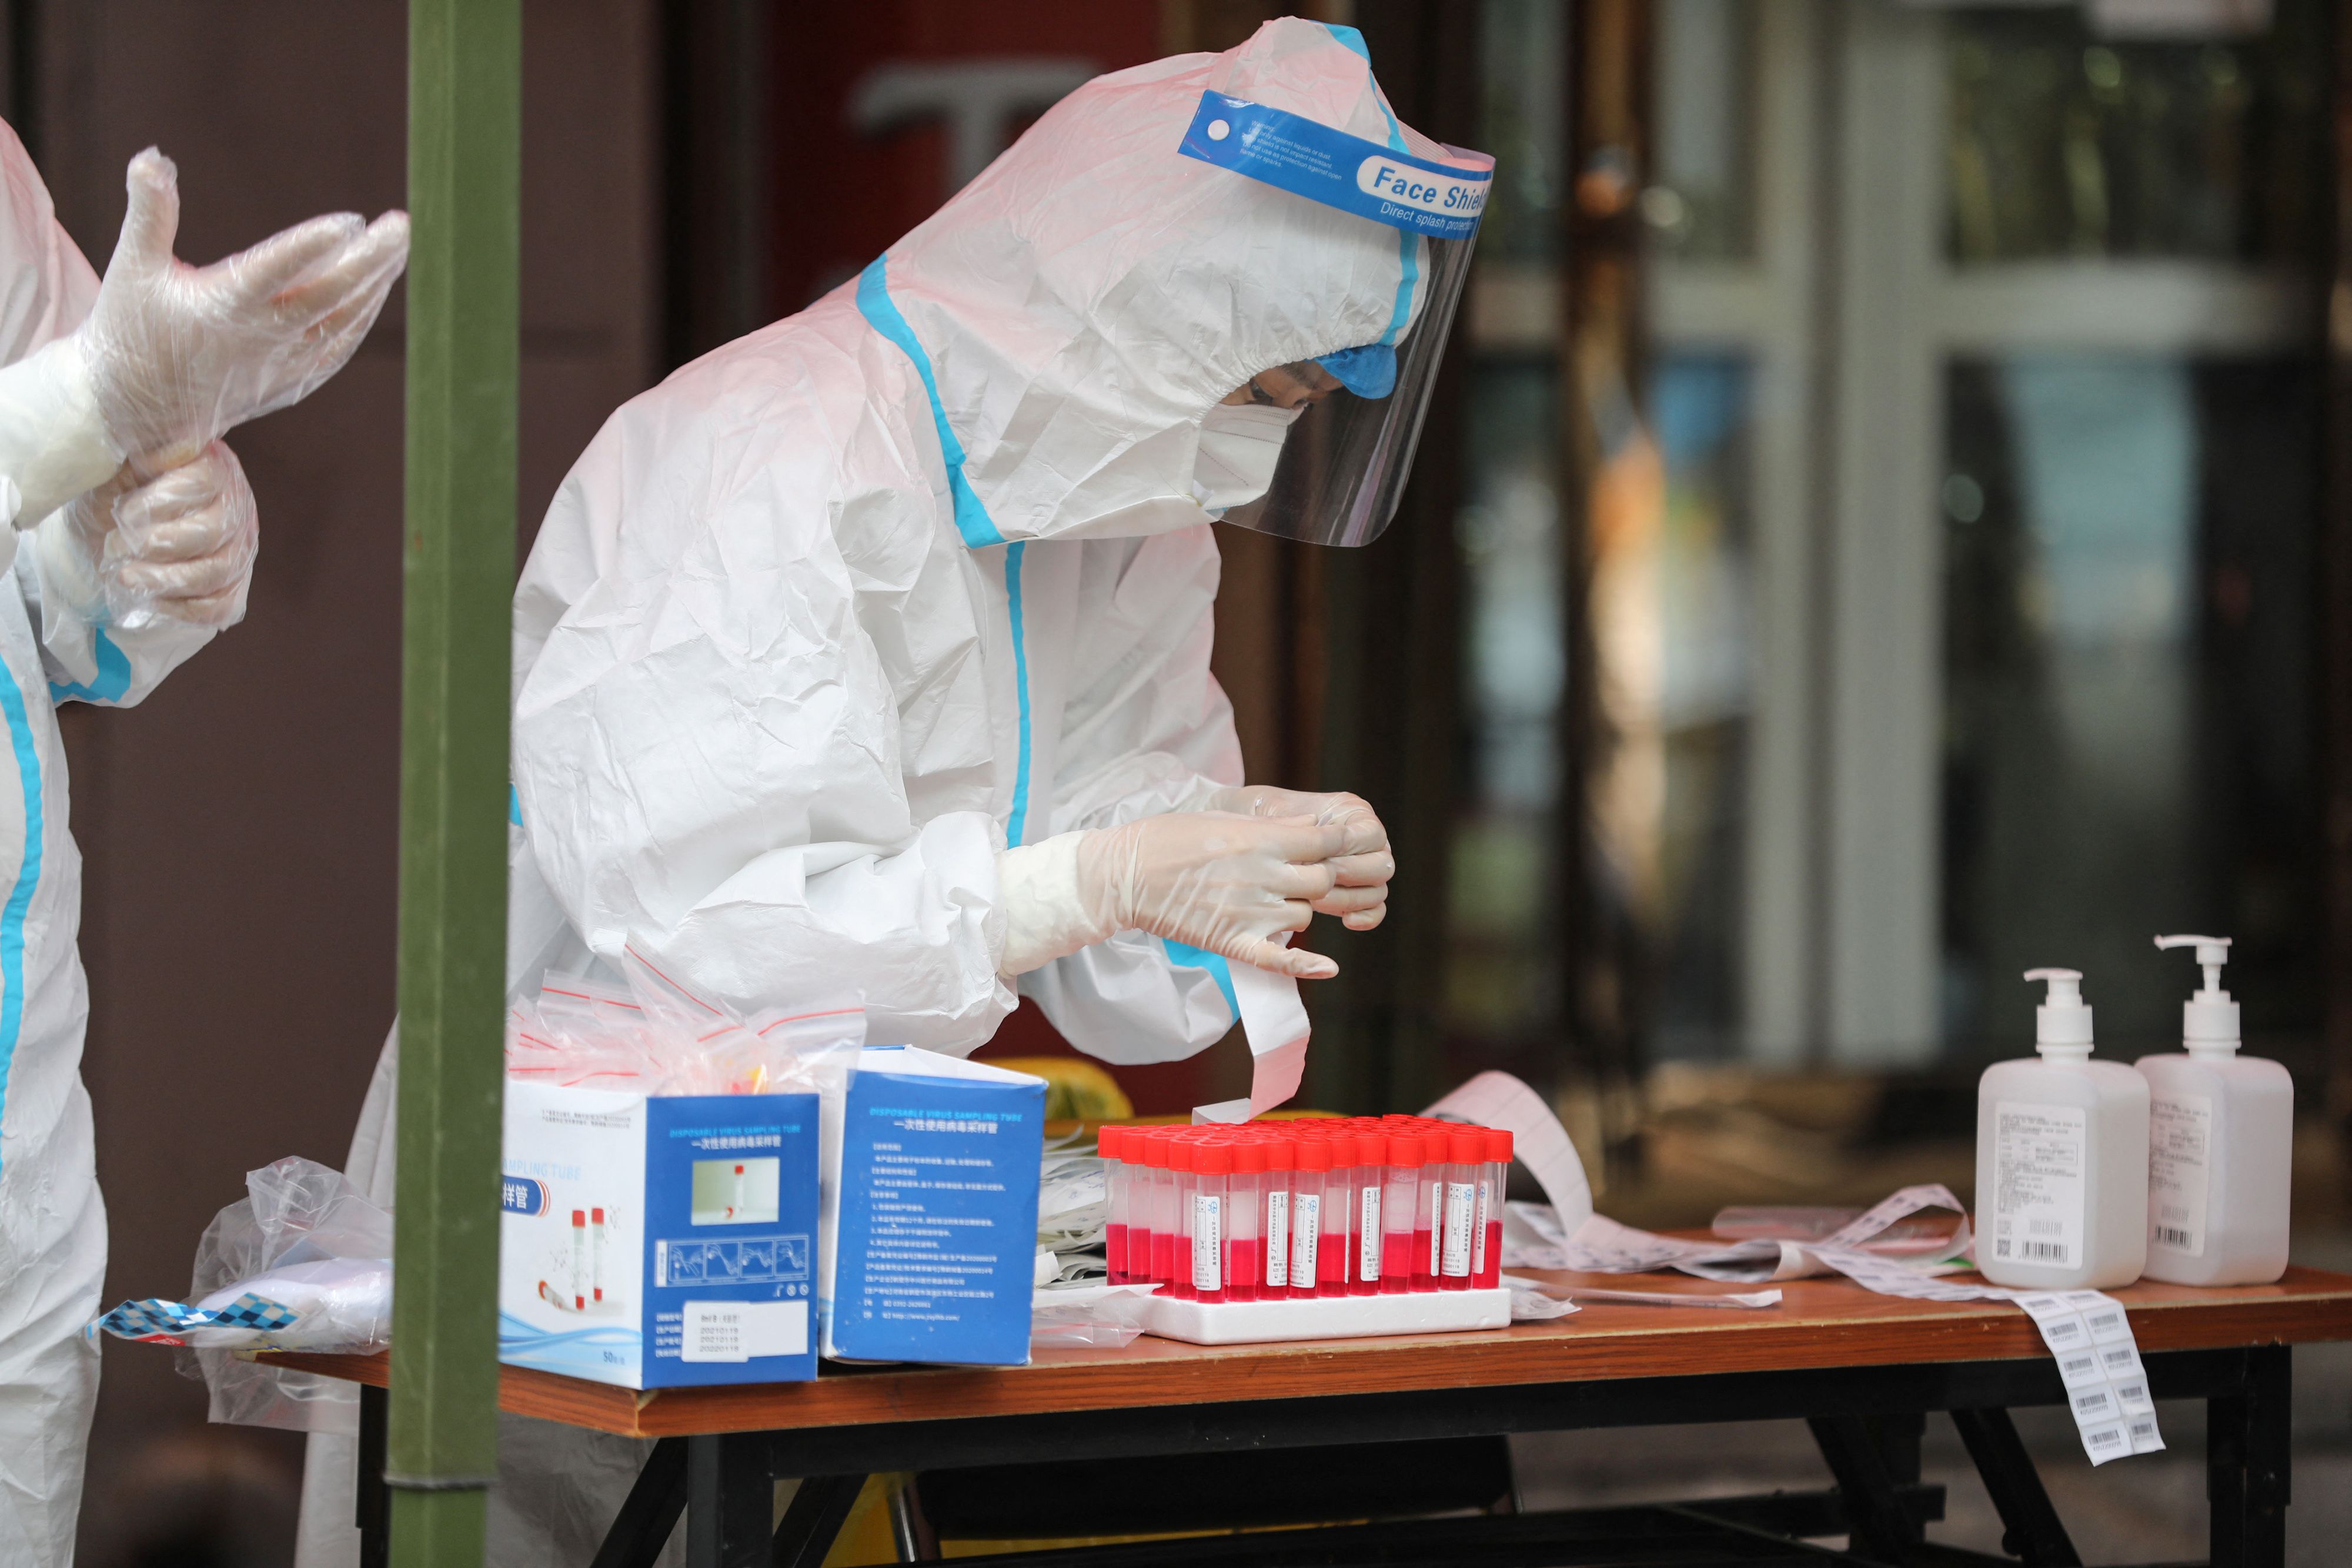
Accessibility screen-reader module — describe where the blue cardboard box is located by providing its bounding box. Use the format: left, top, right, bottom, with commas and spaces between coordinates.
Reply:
820, 1047, 1046, 1365
499, 1082, 821, 1388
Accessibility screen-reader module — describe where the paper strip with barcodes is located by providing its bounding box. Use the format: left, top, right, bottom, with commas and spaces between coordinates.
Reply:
2013, 1290, 2165, 1463
1478, 1082, 2170, 1468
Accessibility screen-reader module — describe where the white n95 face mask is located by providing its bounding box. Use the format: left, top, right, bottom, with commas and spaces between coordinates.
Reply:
1191, 400, 1304, 514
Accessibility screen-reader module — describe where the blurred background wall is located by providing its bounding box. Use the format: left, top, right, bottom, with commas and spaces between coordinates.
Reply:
5, 1, 2348, 1563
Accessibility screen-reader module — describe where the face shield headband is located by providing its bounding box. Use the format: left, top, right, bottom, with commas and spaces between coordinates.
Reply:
1177, 91, 1492, 547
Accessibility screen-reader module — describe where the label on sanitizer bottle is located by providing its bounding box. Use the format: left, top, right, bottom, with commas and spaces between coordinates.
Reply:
1192, 1193, 1222, 1292
1992, 1101, 2087, 1269
2147, 1094, 2211, 1257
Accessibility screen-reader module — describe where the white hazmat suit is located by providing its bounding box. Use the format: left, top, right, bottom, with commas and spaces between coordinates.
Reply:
0, 123, 405, 1562
302, 19, 1462, 1564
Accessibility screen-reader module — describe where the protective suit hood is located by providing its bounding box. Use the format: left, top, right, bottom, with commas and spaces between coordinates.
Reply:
872, 18, 1455, 546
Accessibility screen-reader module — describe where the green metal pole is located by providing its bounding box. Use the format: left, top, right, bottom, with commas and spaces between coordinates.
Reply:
390, 1, 518, 1563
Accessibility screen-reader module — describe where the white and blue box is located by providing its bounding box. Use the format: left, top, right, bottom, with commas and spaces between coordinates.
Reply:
499, 1081, 821, 1389
819, 1046, 1045, 1366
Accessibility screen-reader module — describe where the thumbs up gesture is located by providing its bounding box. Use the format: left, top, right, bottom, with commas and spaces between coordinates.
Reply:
74, 148, 409, 471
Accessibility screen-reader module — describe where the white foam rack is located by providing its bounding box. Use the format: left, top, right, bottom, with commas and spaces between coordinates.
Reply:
1139, 1286, 1512, 1346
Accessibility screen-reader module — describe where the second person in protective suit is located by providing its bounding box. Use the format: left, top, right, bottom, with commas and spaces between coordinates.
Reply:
299, 17, 1490, 1566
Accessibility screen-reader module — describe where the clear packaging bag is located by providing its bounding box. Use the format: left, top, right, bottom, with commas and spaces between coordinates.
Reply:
92, 1156, 393, 1434
503, 945, 863, 1097
1030, 1283, 1158, 1349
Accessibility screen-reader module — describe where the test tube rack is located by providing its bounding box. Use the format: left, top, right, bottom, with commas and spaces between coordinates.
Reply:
1137, 1284, 1512, 1346
1099, 1116, 1518, 1346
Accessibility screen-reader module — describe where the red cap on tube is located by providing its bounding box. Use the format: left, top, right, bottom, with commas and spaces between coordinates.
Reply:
1264, 1135, 1295, 1172
592, 1208, 604, 1223
1098, 1125, 1122, 1161
1294, 1136, 1331, 1173
572, 1210, 585, 1226
1485, 1127, 1514, 1162
1234, 1139, 1265, 1175
1195, 1142, 1232, 1175
1448, 1129, 1485, 1165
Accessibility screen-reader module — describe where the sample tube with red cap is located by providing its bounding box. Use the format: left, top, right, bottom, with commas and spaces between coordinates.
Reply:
1413, 1132, 1442, 1290
1262, 1132, 1293, 1295
1147, 1131, 1177, 1290
1318, 1132, 1354, 1296
1476, 1128, 1511, 1289
1290, 1133, 1328, 1296
1379, 1133, 1422, 1294
1171, 1139, 1200, 1300
1189, 1141, 1228, 1302
1441, 1129, 1483, 1288
1101, 1126, 1128, 1285
1348, 1129, 1384, 1295
1227, 1139, 1262, 1301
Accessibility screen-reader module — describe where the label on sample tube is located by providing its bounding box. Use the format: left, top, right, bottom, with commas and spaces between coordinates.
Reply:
1290, 1192, 1319, 1288
1192, 1193, 1223, 1292
1442, 1181, 1476, 1276
1358, 1186, 1382, 1281
1471, 1178, 1491, 1275
2147, 1094, 2212, 1258
1990, 1101, 2087, 1270
1264, 1188, 1290, 1289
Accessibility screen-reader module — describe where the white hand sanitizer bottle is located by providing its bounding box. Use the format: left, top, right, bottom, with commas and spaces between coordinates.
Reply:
1976, 968, 2150, 1289
2135, 935, 2291, 1285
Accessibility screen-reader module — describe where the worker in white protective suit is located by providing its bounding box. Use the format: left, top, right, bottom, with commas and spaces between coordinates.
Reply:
298, 18, 1488, 1566
0, 123, 406, 1563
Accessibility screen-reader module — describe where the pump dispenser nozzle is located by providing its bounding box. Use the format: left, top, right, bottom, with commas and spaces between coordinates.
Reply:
2023, 968, 2093, 1057
2154, 934, 2239, 1053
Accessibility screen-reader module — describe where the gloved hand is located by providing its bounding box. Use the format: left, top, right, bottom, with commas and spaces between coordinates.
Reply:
1201, 785, 1392, 930
75, 148, 409, 471
997, 814, 1348, 980
41, 440, 258, 629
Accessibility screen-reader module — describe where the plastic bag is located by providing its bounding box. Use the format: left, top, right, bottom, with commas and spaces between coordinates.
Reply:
1031, 1282, 1157, 1349
92, 1156, 392, 1434
1037, 1147, 1107, 1254
504, 945, 863, 1096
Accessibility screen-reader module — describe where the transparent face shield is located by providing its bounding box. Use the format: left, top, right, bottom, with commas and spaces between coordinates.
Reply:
1178, 91, 1492, 548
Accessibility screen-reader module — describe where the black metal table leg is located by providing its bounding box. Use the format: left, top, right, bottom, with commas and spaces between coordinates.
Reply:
591, 1437, 690, 1568
770, 1473, 867, 1568
1809, 1414, 1928, 1562
687, 1433, 778, 1568
356, 1382, 389, 1568
1949, 1408, 2080, 1567
2209, 1345, 2291, 1568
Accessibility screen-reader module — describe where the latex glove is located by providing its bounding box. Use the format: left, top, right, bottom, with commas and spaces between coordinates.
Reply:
75, 148, 409, 471
1202, 785, 1392, 930
996, 814, 1347, 980
41, 440, 258, 629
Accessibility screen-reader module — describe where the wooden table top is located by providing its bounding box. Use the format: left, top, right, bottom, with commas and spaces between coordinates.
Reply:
270, 1265, 2352, 1440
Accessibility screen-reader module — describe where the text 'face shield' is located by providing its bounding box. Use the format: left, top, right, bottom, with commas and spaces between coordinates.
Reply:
1178, 92, 1492, 548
